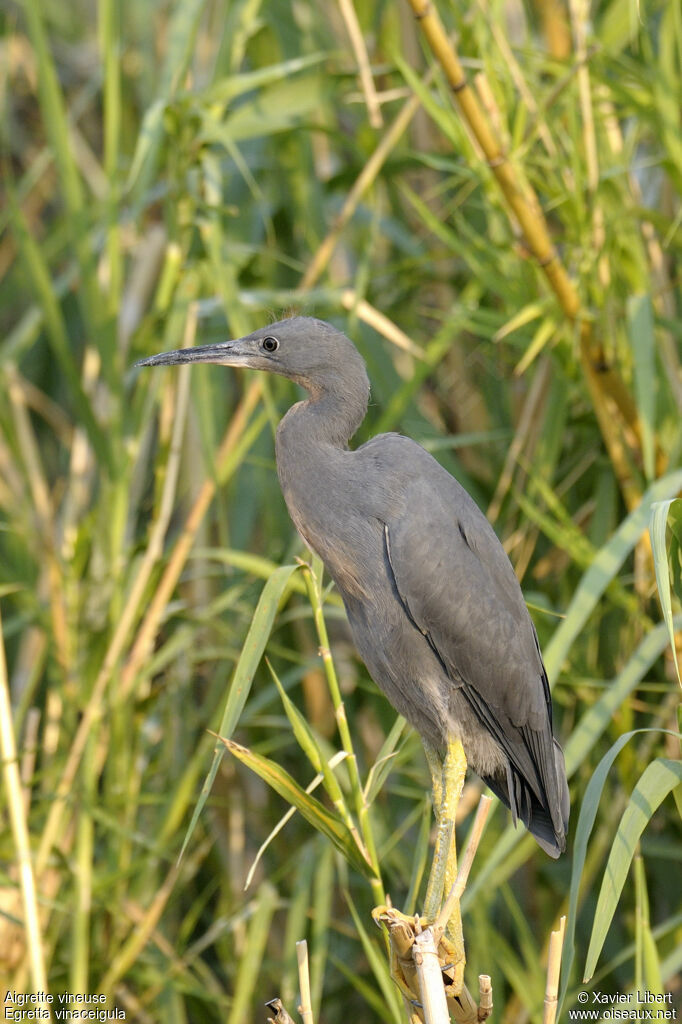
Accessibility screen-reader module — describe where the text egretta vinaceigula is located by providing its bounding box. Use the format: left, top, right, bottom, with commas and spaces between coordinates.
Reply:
137, 316, 569, 990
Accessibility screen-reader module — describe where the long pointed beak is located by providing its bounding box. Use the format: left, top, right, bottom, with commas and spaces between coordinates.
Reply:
135, 339, 247, 368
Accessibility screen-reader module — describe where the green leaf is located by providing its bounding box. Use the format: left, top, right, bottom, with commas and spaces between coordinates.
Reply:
584, 758, 682, 981
201, 74, 325, 144
649, 499, 682, 686
363, 714, 408, 806
244, 751, 349, 891
21, 0, 84, 216
634, 855, 664, 999
395, 53, 462, 150
126, 0, 209, 197
310, 844, 335, 1017
223, 739, 377, 881
599, 0, 642, 52
269, 662, 351, 820
563, 616, 682, 776
218, 564, 301, 738
200, 52, 329, 105
545, 469, 682, 681
513, 317, 556, 376
8, 196, 113, 473
628, 294, 657, 481
559, 729, 681, 1011
493, 301, 547, 341
178, 563, 300, 861
126, 98, 167, 196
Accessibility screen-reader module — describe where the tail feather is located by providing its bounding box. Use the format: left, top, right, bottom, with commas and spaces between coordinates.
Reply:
484, 738, 569, 859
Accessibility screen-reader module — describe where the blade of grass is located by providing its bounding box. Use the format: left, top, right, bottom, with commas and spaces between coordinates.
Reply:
126, 0, 209, 199
179, 563, 301, 861
563, 616, 682, 776
634, 854, 664, 1000
222, 738, 377, 880
302, 558, 384, 904
7, 197, 112, 471
649, 499, 682, 686
99, 0, 122, 312
545, 469, 682, 681
559, 728, 681, 1010
583, 757, 682, 982
244, 751, 349, 891
269, 662, 358, 834
309, 843, 334, 1018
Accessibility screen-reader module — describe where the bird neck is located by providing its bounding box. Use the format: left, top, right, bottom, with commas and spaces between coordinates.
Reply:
279, 371, 370, 450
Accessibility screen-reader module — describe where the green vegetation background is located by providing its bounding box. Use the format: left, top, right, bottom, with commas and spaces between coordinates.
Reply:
1, 0, 681, 1021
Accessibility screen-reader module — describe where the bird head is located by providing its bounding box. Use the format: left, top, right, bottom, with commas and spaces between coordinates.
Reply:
135, 316, 368, 399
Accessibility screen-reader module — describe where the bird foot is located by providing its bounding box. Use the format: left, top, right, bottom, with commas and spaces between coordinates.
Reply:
372, 904, 479, 1019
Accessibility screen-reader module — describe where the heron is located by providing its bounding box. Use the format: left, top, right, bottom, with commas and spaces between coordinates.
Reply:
137, 316, 569, 991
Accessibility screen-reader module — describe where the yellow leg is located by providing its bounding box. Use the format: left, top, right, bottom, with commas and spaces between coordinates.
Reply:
372, 739, 469, 1006
423, 738, 467, 992
424, 741, 443, 814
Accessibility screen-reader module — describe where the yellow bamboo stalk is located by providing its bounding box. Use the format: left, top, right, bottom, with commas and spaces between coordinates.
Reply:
534, 0, 572, 59
405, 0, 644, 508
407, 0, 577, 303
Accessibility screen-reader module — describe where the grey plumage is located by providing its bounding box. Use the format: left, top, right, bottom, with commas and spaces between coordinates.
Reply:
137, 316, 569, 857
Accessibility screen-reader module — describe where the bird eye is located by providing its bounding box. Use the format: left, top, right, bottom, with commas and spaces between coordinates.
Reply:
261, 336, 279, 353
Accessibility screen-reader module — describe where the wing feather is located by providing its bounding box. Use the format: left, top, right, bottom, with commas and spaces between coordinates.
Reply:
374, 438, 567, 850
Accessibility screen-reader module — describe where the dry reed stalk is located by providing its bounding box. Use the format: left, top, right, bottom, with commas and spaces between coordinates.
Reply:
296, 940, 314, 1024
534, 0, 572, 58
413, 928, 450, 1024
6, 366, 71, 678
434, 795, 492, 934
543, 916, 566, 1024
376, 795, 493, 1023
477, 976, 493, 1021
405, 0, 645, 509
0, 607, 50, 1014
476, 0, 564, 168
337, 0, 384, 128
299, 68, 435, 290
568, 0, 609, 288
487, 356, 552, 523
406, 0, 576, 308
341, 289, 424, 357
